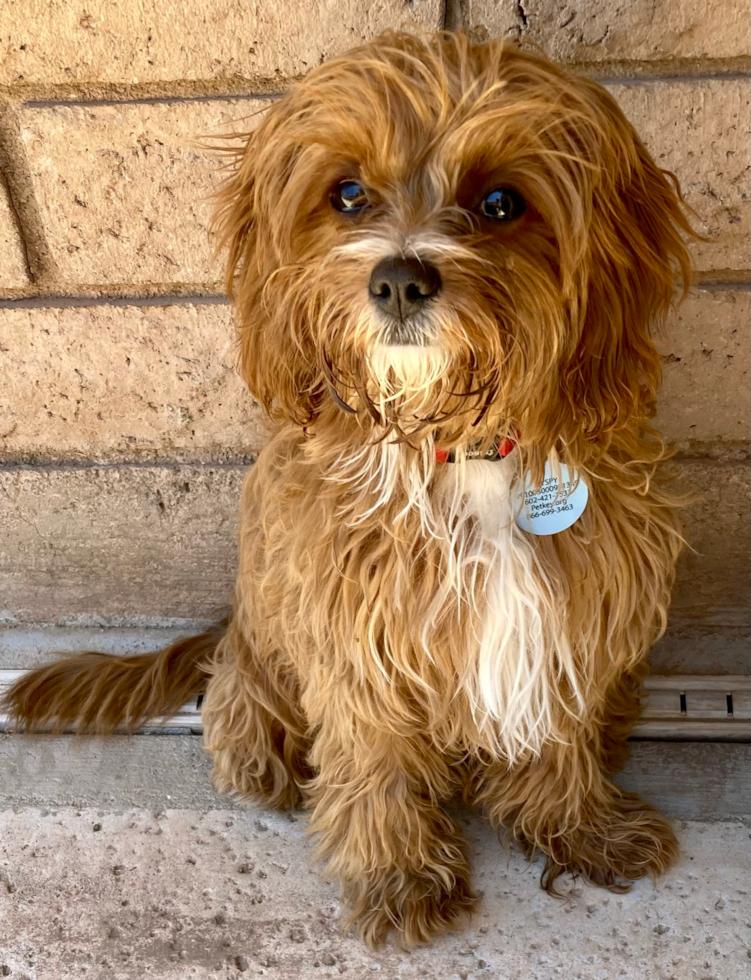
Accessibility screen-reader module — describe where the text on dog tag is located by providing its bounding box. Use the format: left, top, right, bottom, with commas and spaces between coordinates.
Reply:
514, 462, 588, 535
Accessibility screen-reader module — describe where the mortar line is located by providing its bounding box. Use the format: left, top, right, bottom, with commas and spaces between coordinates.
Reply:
0, 458, 254, 472
0, 103, 61, 286
22, 90, 284, 110
696, 274, 751, 292
0, 286, 230, 309
0, 273, 746, 310
0, 79, 289, 106
0, 293, 230, 310
0, 448, 744, 473
596, 69, 751, 86
3, 59, 749, 110
442, 0, 464, 32
572, 57, 749, 84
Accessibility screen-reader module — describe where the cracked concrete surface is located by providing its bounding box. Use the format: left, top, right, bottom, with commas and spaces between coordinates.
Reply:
1, 809, 749, 980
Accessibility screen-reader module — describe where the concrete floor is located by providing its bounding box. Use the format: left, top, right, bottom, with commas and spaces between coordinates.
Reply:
1, 808, 749, 980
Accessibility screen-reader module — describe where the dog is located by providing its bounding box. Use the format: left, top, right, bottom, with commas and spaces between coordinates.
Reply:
3, 30, 695, 947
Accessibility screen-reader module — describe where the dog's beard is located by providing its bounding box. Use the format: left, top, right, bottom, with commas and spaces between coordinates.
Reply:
323, 314, 496, 439
366, 343, 451, 426
310, 232, 513, 438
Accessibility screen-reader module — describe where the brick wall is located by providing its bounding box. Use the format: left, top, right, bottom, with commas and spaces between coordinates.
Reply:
0, 2, 748, 651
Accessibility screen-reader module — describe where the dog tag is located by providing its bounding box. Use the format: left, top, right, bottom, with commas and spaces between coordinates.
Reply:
514, 462, 588, 535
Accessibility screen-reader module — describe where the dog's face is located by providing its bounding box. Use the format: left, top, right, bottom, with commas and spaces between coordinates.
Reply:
216, 32, 690, 461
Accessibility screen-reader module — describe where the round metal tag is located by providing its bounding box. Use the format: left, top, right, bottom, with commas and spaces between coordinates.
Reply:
514, 462, 588, 536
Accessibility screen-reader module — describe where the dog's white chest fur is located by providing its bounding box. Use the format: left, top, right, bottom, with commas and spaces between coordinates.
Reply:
436, 458, 577, 762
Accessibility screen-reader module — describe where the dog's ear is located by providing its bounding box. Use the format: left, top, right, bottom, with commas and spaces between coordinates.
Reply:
560, 81, 694, 442
212, 107, 321, 427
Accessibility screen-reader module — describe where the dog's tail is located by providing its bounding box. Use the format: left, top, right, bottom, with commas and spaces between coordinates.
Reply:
1, 622, 226, 734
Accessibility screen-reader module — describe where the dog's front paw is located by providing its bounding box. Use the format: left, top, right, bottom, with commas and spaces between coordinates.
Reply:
539, 792, 678, 893
343, 865, 477, 948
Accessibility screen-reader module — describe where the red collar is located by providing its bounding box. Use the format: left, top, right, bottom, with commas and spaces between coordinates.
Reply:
435, 437, 516, 463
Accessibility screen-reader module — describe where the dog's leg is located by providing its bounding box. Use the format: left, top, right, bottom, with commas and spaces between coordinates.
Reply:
598, 667, 648, 774
308, 722, 476, 947
472, 730, 677, 893
202, 622, 311, 809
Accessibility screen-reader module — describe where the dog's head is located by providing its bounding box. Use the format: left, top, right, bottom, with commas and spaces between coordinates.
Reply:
215, 31, 691, 463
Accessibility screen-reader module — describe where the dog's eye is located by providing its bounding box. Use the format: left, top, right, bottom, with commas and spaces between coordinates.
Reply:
331, 179, 369, 214
480, 187, 526, 221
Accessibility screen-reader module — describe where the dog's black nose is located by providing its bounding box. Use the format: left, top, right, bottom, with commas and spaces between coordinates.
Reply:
369, 256, 441, 320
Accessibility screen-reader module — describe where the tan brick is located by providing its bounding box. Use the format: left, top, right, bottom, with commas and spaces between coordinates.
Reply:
20, 99, 263, 285
0, 0, 442, 90
610, 80, 750, 273
0, 181, 29, 287
0, 302, 267, 460
0, 465, 241, 624
0, 460, 745, 627
671, 458, 749, 628
656, 289, 750, 444
467, 0, 750, 63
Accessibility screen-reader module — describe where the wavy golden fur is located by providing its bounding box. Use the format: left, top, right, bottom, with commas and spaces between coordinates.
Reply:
4, 31, 695, 947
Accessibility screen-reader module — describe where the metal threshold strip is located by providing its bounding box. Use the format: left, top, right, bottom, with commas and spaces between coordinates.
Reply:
0, 671, 749, 739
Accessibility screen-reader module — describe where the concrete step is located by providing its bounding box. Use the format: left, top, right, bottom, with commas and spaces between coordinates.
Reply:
2, 629, 749, 826
0, 809, 748, 980
0, 733, 749, 822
